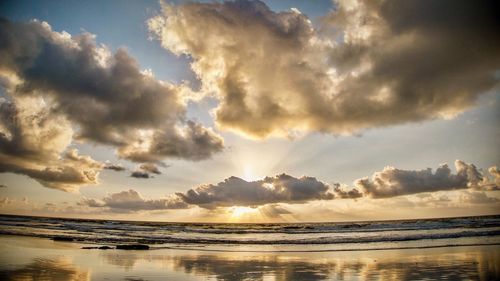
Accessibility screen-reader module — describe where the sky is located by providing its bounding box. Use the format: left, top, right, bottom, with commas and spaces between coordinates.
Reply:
0, 0, 499, 223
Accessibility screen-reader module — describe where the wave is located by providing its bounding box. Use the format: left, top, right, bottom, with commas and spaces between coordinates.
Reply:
1, 215, 498, 235
0, 214, 499, 246
0, 227, 499, 245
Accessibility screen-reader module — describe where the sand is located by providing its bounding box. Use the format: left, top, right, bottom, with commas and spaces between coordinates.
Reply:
0, 235, 498, 280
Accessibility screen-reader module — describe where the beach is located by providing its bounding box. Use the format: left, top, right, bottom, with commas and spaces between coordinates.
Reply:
0, 235, 498, 280
0, 214, 499, 280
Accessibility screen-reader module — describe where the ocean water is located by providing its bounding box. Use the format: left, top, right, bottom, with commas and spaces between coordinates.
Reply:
0, 214, 499, 251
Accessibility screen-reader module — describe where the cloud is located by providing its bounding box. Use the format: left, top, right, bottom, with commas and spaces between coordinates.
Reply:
486, 166, 500, 190
1, 158, 102, 192
0, 97, 103, 191
148, 0, 500, 138
412, 193, 452, 208
139, 163, 161, 175
354, 160, 498, 198
81, 174, 336, 211
82, 160, 498, 211
117, 121, 224, 163
176, 174, 334, 209
0, 21, 224, 157
104, 162, 126, 172
459, 191, 499, 205
81, 189, 188, 211
79, 160, 500, 212
129, 162, 163, 178
332, 184, 363, 199
130, 171, 150, 179
0, 18, 224, 190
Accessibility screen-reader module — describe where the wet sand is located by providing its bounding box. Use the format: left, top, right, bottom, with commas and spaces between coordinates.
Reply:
0, 235, 498, 280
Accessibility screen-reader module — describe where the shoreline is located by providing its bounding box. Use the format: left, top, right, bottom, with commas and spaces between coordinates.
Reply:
1, 233, 500, 253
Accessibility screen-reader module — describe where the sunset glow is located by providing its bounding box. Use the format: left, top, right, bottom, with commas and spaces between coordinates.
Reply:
0, 0, 497, 223
0, 1, 499, 280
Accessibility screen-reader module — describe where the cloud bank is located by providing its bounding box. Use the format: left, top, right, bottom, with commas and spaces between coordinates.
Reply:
0, 18, 223, 190
82, 160, 499, 211
148, 0, 500, 138
176, 174, 334, 209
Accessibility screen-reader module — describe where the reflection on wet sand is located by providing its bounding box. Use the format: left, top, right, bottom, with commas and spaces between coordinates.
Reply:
0, 235, 498, 281
0, 258, 90, 281
100, 246, 500, 281
167, 255, 334, 281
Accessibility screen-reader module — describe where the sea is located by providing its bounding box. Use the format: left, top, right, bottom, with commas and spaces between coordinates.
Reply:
0, 214, 499, 252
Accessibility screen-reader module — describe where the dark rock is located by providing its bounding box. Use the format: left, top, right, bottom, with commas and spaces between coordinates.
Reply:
116, 244, 150, 250
52, 236, 74, 242
99, 246, 113, 250
81, 246, 98, 249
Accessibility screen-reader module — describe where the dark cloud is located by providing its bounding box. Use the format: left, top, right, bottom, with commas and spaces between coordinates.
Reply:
0, 18, 223, 190
149, 0, 500, 138
333, 184, 363, 199
176, 174, 334, 209
104, 162, 126, 172
81, 189, 188, 211
130, 171, 150, 179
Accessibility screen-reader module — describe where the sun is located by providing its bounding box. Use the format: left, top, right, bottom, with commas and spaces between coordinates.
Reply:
232, 206, 255, 217
229, 206, 257, 222
242, 165, 260, 181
